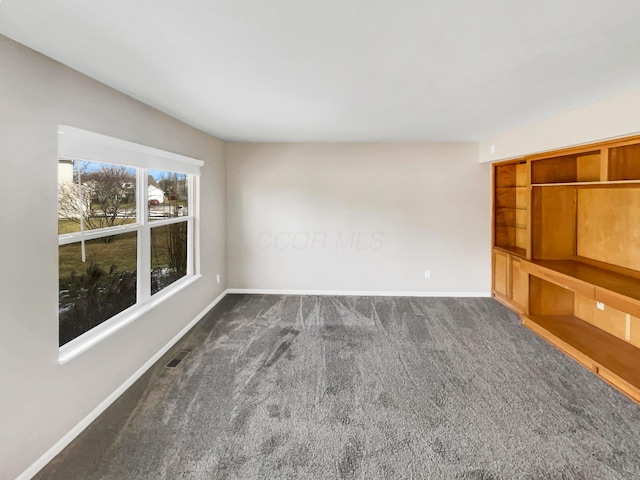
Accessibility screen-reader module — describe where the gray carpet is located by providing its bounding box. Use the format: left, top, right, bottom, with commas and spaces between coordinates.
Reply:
37, 295, 640, 479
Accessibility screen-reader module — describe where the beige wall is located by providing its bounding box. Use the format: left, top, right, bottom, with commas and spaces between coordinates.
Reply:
480, 87, 640, 162
0, 35, 226, 480
227, 142, 491, 294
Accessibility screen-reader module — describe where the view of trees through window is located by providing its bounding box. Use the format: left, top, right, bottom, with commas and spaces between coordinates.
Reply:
58, 159, 192, 347
58, 160, 137, 234
151, 222, 188, 295
58, 233, 137, 345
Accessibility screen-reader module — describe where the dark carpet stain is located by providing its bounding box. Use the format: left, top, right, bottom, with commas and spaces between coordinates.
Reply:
260, 433, 287, 456
375, 391, 394, 408
338, 437, 364, 479
263, 328, 299, 368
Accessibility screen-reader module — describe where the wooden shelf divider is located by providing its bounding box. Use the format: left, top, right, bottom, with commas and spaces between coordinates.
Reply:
532, 179, 640, 188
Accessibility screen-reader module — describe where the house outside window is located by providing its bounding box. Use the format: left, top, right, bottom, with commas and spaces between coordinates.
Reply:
57, 126, 202, 363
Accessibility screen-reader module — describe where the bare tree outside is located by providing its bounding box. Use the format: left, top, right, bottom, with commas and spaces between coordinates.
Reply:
84, 164, 136, 228
58, 161, 136, 234
157, 171, 188, 203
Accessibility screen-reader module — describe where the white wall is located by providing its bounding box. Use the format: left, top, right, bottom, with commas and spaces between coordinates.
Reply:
480, 87, 640, 162
0, 35, 226, 480
227, 143, 490, 294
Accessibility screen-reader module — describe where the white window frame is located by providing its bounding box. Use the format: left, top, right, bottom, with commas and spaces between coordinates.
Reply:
57, 126, 203, 364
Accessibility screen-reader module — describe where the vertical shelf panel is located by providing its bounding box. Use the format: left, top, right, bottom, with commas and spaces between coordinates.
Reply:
515, 227, 528, 250
532, 186, 577, 260
515, 187, 528, 209
516, 163, 528, 186
600, 148, 610, 182
515, 209, 527, 228
576, 152, 601, 182
576, 188, 640, 271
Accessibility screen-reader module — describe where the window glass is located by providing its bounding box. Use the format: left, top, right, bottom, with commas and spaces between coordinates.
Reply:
58, 232, 137, 346
57, 125, 201, 353
58, 160, 137, 234
151, 222, 188, 295
148, 170, 188, 221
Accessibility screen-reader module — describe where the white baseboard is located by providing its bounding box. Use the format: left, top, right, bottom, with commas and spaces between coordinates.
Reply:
17, 289, 229, 480
226, 288, 491, 297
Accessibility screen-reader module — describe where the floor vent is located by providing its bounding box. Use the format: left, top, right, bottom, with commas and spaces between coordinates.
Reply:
166, 350, 191, 368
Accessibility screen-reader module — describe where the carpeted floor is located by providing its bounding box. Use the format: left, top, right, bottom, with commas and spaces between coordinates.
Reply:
37, 295, 640, 479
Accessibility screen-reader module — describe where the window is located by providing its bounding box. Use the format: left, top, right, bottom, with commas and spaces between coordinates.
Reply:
57, 126, 202, 361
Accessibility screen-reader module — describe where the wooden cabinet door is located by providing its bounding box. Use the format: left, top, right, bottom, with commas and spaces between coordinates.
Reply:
510, 258, 528, 313
493, 250, 509, 298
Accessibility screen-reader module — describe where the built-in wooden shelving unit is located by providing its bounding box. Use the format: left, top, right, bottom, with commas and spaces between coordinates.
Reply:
492, 134, 640, 403
494, 160, 528, 257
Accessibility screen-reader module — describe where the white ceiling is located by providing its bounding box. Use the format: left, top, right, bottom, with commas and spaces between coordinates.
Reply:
1, 0, 640, 142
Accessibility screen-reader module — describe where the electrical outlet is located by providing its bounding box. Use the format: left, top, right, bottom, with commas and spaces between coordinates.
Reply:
596, 301, 605, 311
216, 274, 221, 284
424, 270, 431, 279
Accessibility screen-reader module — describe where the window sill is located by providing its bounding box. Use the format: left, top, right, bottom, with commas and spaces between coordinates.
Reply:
58, 274, 202, 365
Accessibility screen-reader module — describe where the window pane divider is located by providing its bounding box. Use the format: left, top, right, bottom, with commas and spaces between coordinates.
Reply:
58, 223, 141, 245
139, 168, 150, 304
76, 161, 87, 262
148, 216, 193, 228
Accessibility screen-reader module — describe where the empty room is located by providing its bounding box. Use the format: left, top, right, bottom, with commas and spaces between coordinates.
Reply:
2, 1, 640, 479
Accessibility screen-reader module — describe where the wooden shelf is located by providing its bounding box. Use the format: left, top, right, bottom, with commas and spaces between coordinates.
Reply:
522, 259, 640, 317
493, 245, 527, 258
524, 314, 640, 401
532, 180, 640, 187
